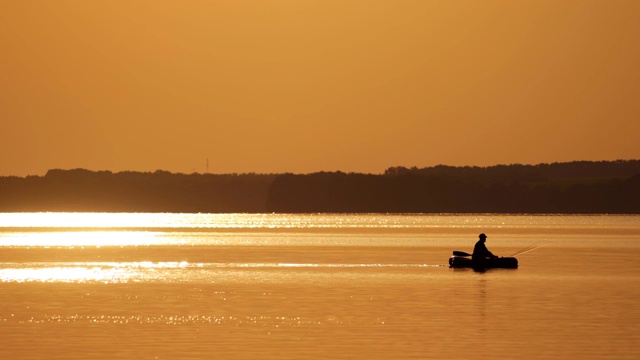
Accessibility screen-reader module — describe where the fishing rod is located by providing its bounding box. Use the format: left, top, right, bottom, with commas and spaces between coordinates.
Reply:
452, 242, 546, 258
510, 242, 546, 257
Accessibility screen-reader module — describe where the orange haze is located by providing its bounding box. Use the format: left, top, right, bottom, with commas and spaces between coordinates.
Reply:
1, 1, 639, 176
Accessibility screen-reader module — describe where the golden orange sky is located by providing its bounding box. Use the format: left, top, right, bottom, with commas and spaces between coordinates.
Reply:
1, 1, 639, 176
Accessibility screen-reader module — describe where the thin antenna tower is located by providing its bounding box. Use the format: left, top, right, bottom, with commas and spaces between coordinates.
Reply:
206, 158, 209, 174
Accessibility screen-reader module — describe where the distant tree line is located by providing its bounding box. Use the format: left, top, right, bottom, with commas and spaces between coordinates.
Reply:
266, 160, 640, 213
0, 169, 276, 212
1, 160, 639, 213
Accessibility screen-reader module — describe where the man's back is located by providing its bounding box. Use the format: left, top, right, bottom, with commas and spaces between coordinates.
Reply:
472, 239, 493, 260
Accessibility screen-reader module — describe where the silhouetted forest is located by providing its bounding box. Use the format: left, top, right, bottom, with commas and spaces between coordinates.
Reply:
1, 160, 639, 213
267, 161, 640, 213
0, 169, 276, 213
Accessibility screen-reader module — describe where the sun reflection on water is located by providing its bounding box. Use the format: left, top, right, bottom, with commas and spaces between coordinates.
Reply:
0, 231, 166, 247
0, 266, 132, 283
0, 261, 191, 283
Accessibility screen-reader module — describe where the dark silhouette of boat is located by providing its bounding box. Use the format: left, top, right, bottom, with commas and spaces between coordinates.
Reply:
449, 251, 518, 269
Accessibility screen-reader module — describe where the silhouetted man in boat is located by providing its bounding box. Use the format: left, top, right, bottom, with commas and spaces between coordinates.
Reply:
472, 233, 497, 267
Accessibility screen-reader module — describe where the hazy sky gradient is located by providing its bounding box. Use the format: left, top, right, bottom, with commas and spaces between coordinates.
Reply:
1, 1, 639, 176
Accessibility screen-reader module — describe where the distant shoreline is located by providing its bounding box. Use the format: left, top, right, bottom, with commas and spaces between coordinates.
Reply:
1, 160, 639, 214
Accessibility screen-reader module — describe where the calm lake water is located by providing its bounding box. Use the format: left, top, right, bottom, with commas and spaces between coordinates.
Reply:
1, 213, 639, 359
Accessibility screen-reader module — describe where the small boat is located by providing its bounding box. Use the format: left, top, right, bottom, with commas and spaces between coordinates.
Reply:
449, 251, 518, 269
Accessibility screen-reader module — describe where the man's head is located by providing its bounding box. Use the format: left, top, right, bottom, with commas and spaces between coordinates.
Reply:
479, 233, 487, 242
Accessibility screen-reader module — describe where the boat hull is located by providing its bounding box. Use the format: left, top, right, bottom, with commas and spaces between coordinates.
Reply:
449, 256, 518, 269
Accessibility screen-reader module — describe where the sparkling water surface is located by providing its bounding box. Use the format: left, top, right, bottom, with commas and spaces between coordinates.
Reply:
1, 213, 639, 359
